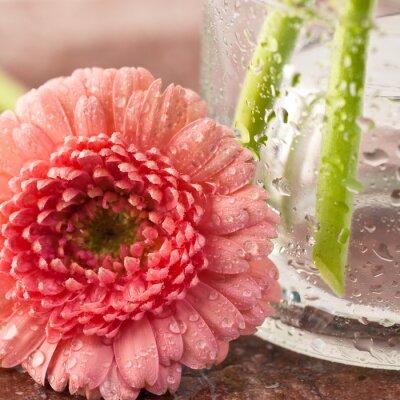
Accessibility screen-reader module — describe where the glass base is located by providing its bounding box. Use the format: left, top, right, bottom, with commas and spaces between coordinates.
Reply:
257, 318, 400, 370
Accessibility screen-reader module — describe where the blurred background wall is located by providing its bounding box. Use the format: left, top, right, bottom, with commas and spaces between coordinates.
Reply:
0, 0, 202, 91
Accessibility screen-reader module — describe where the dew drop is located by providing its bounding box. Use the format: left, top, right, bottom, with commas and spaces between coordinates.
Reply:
208, 291, 218, 301
196, 340, 206, 350
188, 313, 199, 322
178, 320, 187, 334
221, 318, 234, 328
66, 357, 77, 370
30, 350, 45, 368
168, 321, 181, 334
167, 375, 176, 385
71, 339, 83, 351
2, 324, 18, 341
114, 97, 127, 108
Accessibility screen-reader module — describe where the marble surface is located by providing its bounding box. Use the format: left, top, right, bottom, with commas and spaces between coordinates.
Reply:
1, 335, 400, 400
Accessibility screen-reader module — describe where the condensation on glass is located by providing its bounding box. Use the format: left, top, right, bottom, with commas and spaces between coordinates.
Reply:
201, 0, 400, 368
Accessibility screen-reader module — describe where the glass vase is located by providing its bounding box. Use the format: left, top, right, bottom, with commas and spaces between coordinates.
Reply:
201, 0, 400, 368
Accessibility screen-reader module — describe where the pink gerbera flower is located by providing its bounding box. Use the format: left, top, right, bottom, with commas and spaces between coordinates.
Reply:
0, 68, 280, 399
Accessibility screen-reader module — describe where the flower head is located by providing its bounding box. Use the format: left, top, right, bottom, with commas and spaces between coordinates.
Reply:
0, 68, 280, 399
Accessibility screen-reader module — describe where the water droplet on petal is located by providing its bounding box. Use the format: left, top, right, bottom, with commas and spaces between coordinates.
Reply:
30, 350, 45, 368
2, 324, 18, 341
221, 318, 234, 328
208, 291, 218, 301
167, 375, 176, 384
168, 321, 180, 334
188, 313, 199, 322
71, 339, 83, 351
196, 340, 206, 350
66, 357, 77, 370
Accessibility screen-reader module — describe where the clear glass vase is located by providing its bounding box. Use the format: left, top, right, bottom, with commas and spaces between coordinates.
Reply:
201, 0, 400, 369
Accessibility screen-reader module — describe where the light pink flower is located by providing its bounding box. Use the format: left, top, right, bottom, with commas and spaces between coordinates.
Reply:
0, 68, 280, 399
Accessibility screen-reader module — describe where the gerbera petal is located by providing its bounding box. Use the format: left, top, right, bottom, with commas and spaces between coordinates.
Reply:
192, 138, 243, 182
228, 222, 276, 259
0, 306, 47, 368
47, 339, 72, 392
0, 272, 15, 322
74, 68, 117, 133
145, 362, 182, 395
16, 87, 73, 145
167, 118, 223, 176
114, 317, 159, 388
182, 88, 207, 122
186, 282, 245, 341
100, 363, 140, 400
149, 315, 183, 366
215, 340, 229, 365
23, 339, 58, 385
208, 148, 255, 195
45, 75, 87, 128
112, 67, 155, 134
12, 123, 55, 161
136, 84, 188, 150
175, 299, 218, 369
203, 234, 249, 274
74, 96, 107, 137
202, 271, 261, 311
199, 195, 250, 235
0, 112, 26, 175
67, 335, 113, 393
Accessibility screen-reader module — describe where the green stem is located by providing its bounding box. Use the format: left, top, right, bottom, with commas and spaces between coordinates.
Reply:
0, 70, 26, 112
313, 0, 376, 296
233, 3, 305, 156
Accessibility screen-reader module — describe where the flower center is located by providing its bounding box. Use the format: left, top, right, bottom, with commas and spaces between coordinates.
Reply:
78, 208, 139, 257
0, 133, 207, 339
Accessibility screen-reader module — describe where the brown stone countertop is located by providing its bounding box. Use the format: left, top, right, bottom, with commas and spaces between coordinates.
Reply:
1, 335, 400, 400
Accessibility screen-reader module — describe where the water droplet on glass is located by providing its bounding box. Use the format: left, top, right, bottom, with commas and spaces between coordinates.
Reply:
272, 177, 291, 196
311, 338, 326, 352
373, 243, 393, 262
362, 148, 389, 167
337, 228, 350, 244
353, 336, 373, 353
344, 177, 364, 194
390, 189, 400, 207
